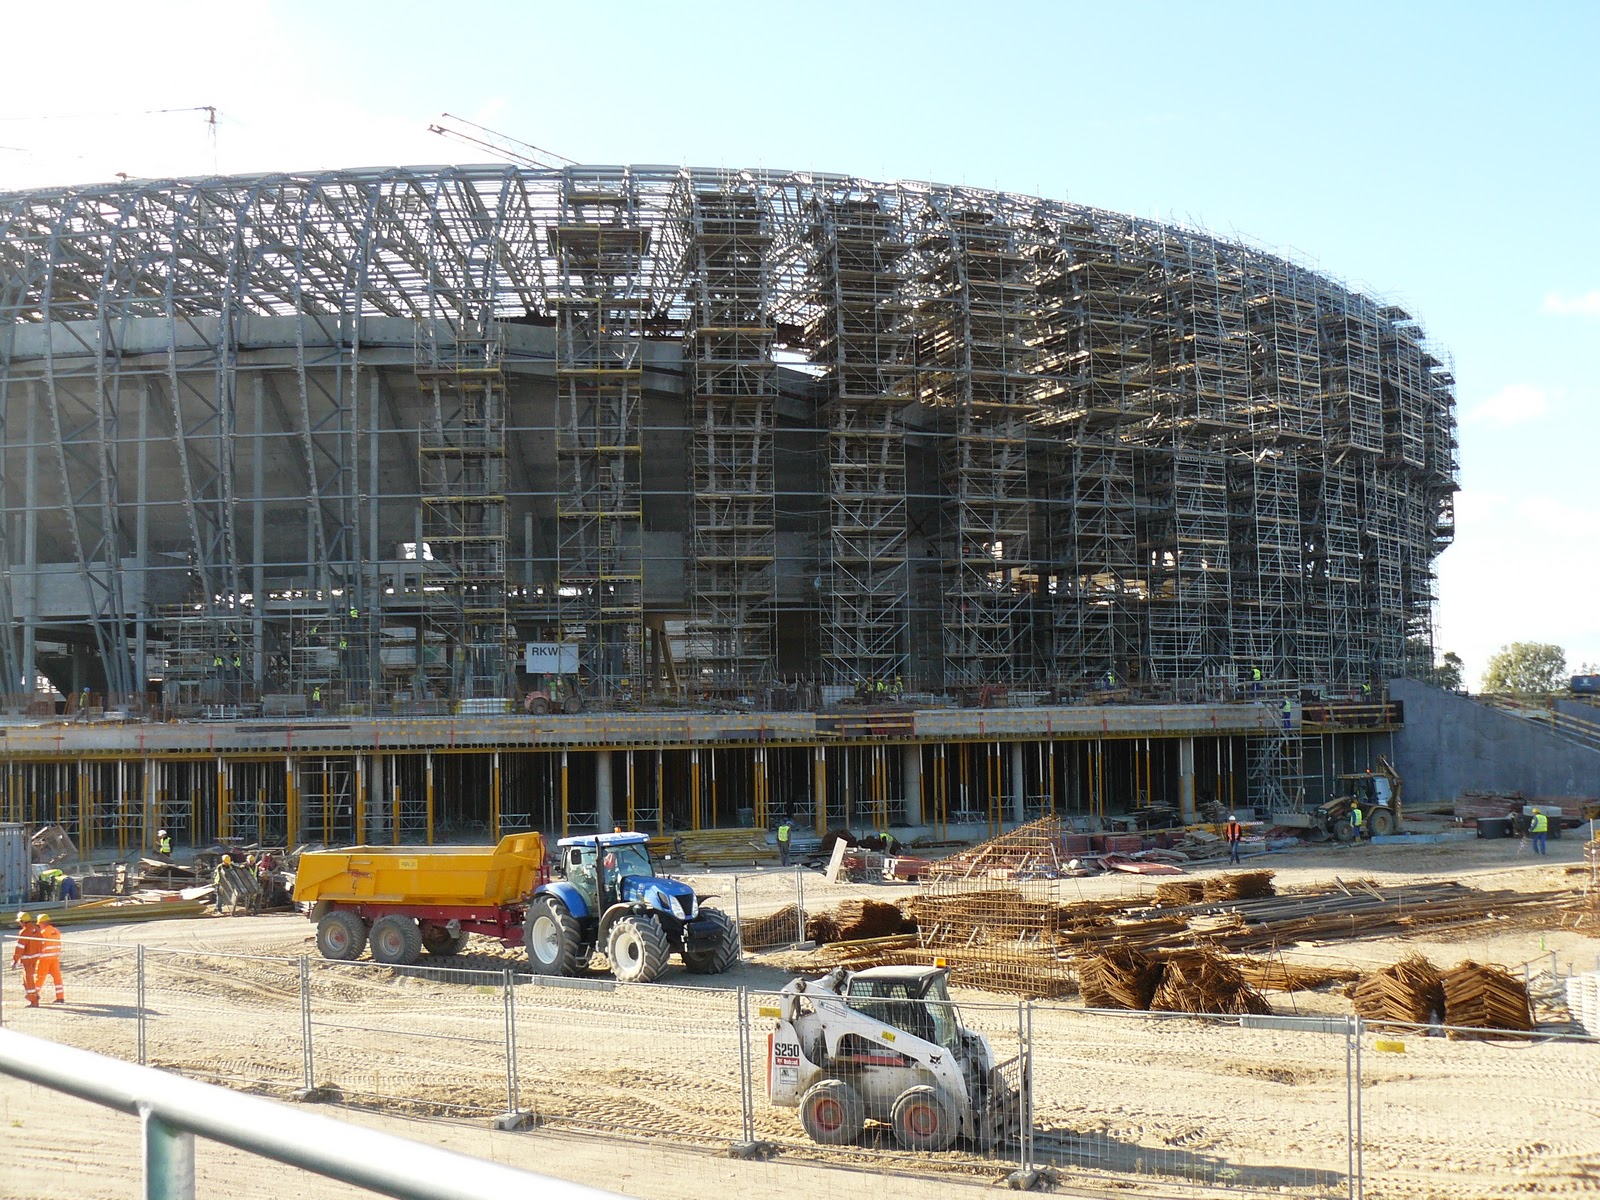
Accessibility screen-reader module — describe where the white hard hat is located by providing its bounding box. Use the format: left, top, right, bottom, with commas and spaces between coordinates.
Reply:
1229, 814, 1236, 821
158, 828, 167, 836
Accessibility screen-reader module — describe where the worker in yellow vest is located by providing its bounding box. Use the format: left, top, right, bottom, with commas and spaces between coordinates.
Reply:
1349, 804, 1365, 842
1529, 807, 1549, 856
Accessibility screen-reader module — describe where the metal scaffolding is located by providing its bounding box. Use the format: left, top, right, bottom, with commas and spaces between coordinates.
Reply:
0, 166, 1456, 716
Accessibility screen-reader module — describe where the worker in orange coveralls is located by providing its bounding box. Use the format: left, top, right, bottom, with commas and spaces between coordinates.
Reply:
34, 913, 65, 1004
10, 912, 41, 1006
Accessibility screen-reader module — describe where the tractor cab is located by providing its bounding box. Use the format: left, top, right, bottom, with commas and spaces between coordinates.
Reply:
551, 832, 698, 921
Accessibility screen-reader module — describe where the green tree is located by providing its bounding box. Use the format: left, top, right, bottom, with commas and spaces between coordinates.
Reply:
1481, 642, 1567, 695
1434, 651, 1464, 691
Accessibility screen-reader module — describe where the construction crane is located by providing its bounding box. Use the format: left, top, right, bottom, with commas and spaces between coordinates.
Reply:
427, 114, 574, 170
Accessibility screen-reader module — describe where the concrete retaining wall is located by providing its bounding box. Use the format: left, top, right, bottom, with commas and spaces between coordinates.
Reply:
1388, 677, 1600, 804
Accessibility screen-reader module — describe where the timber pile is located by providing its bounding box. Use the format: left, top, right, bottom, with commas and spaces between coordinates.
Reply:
740, 904, 805, 949
659, 829, 777, 867
1079, 948, 1162, 1010
1203, 871, 1276, 902
1150, 948, 1271, 1016
1440, 961, 1533, 1034
805, 899, 911, 945
1348, 954, 1446, 1024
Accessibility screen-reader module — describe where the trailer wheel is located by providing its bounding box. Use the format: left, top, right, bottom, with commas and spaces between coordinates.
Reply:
682, 908, 740, 974
1367, 808, 1396, 837
527, 695, 551, 716
369, 915, 423, 965
525, 896, 583, 977
799, 1078, 865, 1146
890, 1085, 958, 1151
422, 925, 470, 956
607, 915, 671, 984
316, 910, 367, 961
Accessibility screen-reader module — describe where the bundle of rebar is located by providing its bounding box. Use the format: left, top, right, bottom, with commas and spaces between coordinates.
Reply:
805, 899, 909, 945
924, 816, 1064, 880
1154, 879, 1206, 905
1150, 948, 1272, 1016
739, 904, 805, 949
1079, 948, 1163, 1010
1348, 953, 1446, 1025
1440, 960, 1533, 1034
1232, 957, 1361, 993
1201, 870, 1276, 902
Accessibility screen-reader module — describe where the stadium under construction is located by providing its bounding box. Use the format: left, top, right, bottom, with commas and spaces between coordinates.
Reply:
0, 166, 1452, 851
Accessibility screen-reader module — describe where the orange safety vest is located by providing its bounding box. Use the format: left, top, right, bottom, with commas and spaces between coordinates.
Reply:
1225, 820, 1242, 842
11, 923, 42, 967
36, 921, 61, 963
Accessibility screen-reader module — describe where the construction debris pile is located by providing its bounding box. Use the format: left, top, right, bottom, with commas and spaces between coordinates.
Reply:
805, 899, 911, 945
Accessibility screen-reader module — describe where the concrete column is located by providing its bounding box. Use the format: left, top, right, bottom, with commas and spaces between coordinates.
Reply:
901, 743, 923, 826
595, 749, 615, 832
1010, 742, 1026, 823
1178, 736, 1197, 823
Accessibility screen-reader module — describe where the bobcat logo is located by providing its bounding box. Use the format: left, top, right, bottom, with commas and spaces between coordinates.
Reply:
929, 1053, 942, 1065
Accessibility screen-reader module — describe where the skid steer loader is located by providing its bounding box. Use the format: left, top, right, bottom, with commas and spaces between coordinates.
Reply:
768, 965, 1025, 1152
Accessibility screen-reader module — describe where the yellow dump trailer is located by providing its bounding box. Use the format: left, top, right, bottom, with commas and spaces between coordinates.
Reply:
294, 833, 547, 965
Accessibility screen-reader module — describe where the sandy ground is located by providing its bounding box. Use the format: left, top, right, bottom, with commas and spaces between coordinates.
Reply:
1, 831, 1597, 1200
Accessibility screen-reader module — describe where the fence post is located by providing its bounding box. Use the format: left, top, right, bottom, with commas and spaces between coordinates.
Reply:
1023, 999, 1035, 1171
299, 957, 314, 1095
794, 867, 805, 944
504, 969, 519, 1119
1345, 1014, 1364, 1200
137, 944, 147, 1067
736, 986, 754, 1145
141, 1107, 196, 1200
732, 876, 744, 961
0, 931, 6, 1026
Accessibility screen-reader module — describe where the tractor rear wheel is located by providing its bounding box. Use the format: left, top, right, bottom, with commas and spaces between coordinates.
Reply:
682, 908, 740, 974
799, 1078, 865, 1145
890, 1084, 958, 1151
315, 910, 367, 961
369, 915, 423, 965
607, 915, 670, 984
525, 896, 584, 976
1367, 808, 1396, 837
421, 925, 470, 956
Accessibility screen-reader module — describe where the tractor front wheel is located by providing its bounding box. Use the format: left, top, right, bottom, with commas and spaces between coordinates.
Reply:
525, 896, 583, 977
682, 909, 740, 974
607, 915, 671, 984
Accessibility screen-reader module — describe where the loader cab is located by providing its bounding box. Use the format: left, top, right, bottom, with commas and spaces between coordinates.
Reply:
843, 966, 962, 1052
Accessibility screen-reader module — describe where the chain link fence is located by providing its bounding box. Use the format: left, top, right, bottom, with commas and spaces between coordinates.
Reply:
5, 934, 1599, 1198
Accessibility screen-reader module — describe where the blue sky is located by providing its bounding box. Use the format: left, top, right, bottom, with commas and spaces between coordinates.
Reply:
3, 0, 1596, 685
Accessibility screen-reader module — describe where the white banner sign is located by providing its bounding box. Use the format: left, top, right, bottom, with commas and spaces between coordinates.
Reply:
525, 642, 579, 674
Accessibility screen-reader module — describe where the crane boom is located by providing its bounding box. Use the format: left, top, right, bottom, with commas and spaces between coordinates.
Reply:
428, 114, 574, 170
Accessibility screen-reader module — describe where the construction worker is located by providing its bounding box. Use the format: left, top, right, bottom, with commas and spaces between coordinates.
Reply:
34, 913, 64, 1004
37, 867, 65, 902
1281, 697, 1293, 731
1349, 803, 1365, 842
10, 913, 40, 1006
1529, 807, 1549, 856
213, 855, 234, 914
156, 828, 173, 857
776, 816, 793, 867
1225, 814, 1243, 864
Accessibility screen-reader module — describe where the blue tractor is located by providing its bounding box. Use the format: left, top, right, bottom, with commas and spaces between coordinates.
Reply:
524, 832, 740, 984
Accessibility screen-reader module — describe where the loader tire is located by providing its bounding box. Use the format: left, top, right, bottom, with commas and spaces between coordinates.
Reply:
1333, 818, 1356, 843
682, 908, 740, 974
369, 915, 423, 965
316, 910, 367, 961
528, 696, 551, 716
608, 915, 671, 984
1367, 808, 1396, 837
422, 925, 470, 956
525, 896, 583, 977
890, 1085, 959, 1152
799, 1078, 865, 1146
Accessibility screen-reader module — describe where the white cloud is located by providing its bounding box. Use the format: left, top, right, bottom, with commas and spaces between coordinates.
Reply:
1542, 290, 1600, 316
1463, 383, 1549, 427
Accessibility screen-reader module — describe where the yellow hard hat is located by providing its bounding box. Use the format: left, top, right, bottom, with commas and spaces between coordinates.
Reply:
15, 912, 30, 925
221, 855, 232, 866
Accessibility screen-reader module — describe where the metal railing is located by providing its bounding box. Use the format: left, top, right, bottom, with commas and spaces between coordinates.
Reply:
0, 1027, 625, 1200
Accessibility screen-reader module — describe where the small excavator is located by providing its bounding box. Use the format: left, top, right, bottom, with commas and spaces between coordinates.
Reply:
1314, 755, 1404, 841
